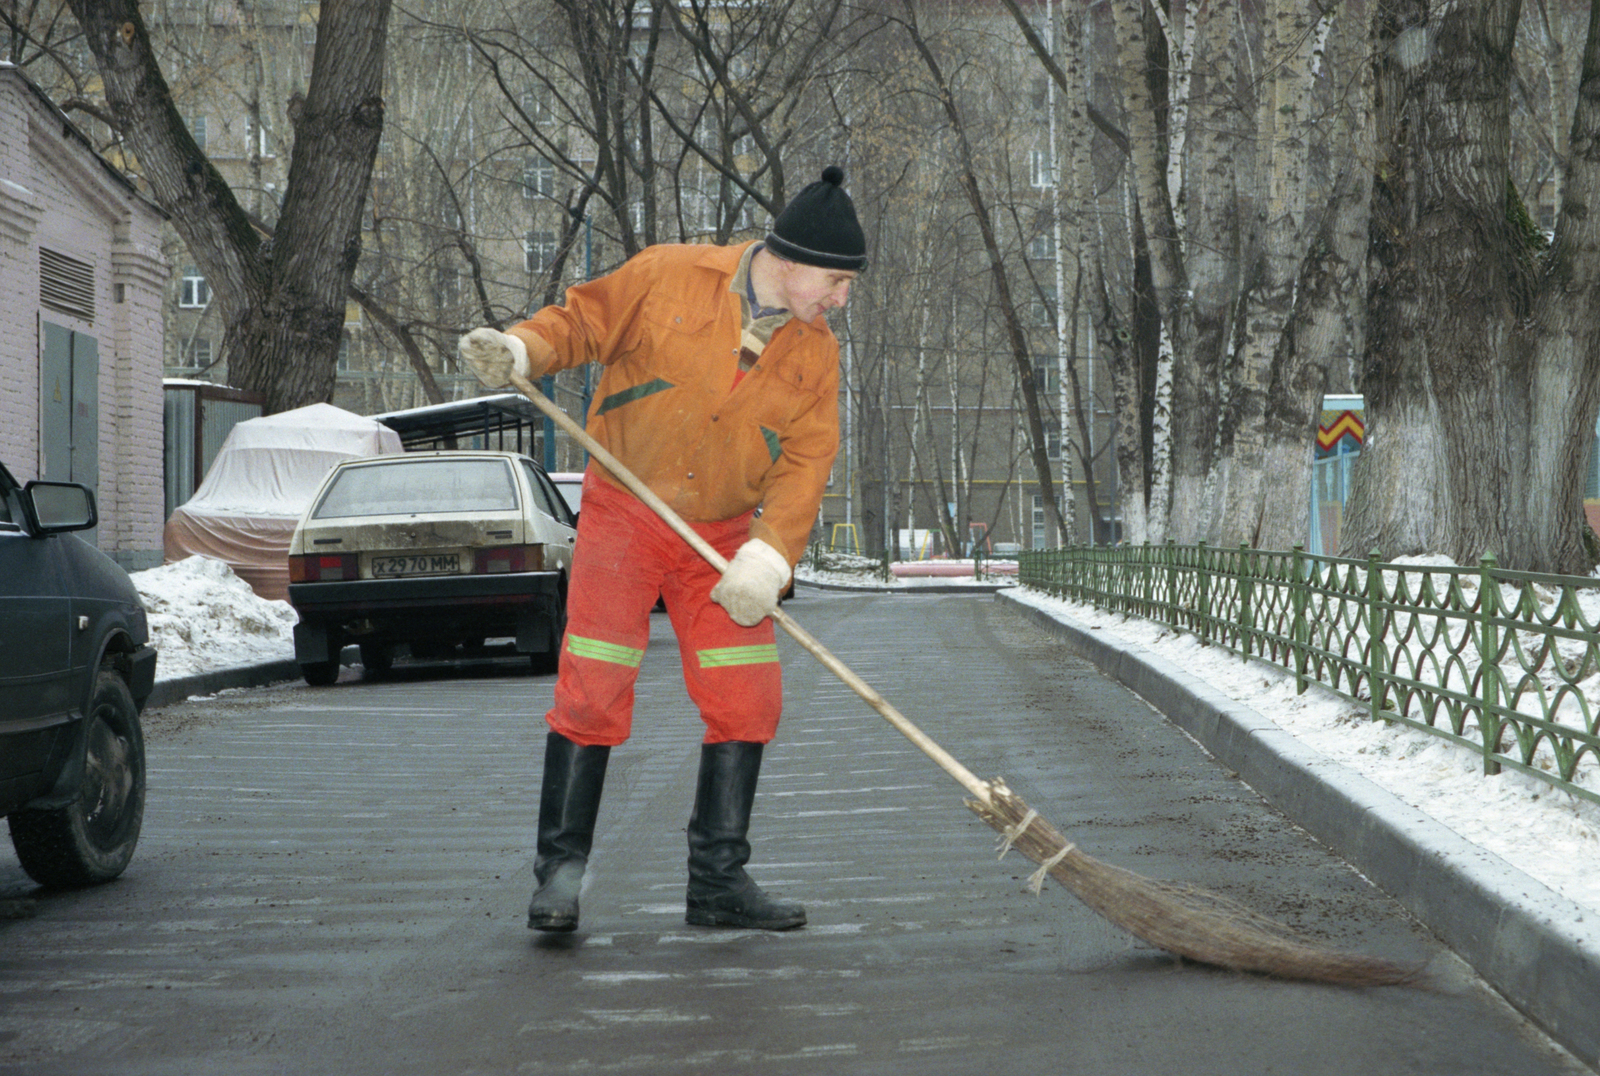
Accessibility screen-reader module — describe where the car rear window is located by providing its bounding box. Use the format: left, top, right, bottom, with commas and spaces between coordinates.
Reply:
312, 458, 519, 519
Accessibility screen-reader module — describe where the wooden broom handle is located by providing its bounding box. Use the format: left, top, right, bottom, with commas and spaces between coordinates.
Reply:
508, 371, 992, 803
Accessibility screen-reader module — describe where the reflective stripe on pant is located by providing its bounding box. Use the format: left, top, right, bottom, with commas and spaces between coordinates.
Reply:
546, 474, 782, 747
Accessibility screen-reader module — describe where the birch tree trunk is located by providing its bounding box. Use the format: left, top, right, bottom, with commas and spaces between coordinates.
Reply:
1167, 0, 1243, 542
1112, 0, 1185, 543
1213, 0, 1320, 547
1526, 0, 1600, 572
1253, 2, 1377, 550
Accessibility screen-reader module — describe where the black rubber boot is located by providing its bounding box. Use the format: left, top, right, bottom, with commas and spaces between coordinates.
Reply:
685, 741, 806, 930
527, 731, 610, 932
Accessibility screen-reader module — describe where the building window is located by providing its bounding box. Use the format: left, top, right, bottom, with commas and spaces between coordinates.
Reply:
1031, 286, 1057, 327
179, 268, 211, 308
1030, 148, 1053, 188
1036, 352, 1060, 394
521, 86, 553, 124
434, 267, 462, 310
251, 117, 272, 158
523, 156, 555, 200
337, 331, 352, 372
525, 230, 558, 274
183, 337, 212, 369
1029, 233, 1054, 261
189, 115, 208, 153
1032, 494, 1047, 549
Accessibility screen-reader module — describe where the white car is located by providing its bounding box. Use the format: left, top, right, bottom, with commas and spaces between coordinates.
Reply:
547, 471, 584, 517
285, 451, 576, 684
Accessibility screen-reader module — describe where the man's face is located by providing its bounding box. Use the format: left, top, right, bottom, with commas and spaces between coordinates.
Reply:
773, 259, 857, 323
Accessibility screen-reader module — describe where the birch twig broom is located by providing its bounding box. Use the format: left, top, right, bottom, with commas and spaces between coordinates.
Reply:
507, 372, 1420, 987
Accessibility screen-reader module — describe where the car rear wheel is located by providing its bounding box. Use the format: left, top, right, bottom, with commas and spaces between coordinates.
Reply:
301, 659, 340, 686
530, 575, 568, 676
8, 669, 146, 888
359, 641, 393, 678
300, 628, 344, 686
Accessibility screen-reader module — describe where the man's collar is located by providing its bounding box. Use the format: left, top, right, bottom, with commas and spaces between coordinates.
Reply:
744, 243, 789, 319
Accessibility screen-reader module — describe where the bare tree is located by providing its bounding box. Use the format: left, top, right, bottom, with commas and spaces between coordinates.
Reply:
62, 0, 390, 414
894, 1, 1067, 543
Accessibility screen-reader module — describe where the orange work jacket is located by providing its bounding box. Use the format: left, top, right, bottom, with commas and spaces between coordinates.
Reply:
507, 241, 840, 565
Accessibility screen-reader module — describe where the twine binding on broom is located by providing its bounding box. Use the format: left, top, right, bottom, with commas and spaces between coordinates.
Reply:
968, 778, 1423, 987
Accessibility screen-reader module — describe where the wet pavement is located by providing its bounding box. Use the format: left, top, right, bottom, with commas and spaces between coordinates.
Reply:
0, 591, 1590, 1075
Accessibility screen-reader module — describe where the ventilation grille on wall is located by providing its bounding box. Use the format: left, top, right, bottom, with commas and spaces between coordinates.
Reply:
40, 248, 96, 322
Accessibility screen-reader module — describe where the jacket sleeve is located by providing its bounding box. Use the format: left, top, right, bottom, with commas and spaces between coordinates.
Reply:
506, 251, 661, 376
749, 357, 840, 565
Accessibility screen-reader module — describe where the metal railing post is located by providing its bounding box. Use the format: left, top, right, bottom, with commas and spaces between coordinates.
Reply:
1291, 544, 1309, 694
1366, 549, 1388, 723
1238, 543, 1254, 658
1478, 551, 1503, 776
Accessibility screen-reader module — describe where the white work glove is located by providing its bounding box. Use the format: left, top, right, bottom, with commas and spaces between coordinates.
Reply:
711, 540, 791, 627
458, 327, 530, 389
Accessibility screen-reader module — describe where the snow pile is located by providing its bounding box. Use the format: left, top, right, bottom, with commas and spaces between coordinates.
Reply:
797, 550, 1014, 589
131, 556, 298, 679
1009, 586, 1600, 916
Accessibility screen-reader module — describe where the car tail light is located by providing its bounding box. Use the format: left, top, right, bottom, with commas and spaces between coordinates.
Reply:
288, 552, 361, 583
472, 544, 546, 574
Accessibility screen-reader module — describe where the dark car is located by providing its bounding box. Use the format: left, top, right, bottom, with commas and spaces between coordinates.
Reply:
0, 461, 157, 888
286, 451, 577, 683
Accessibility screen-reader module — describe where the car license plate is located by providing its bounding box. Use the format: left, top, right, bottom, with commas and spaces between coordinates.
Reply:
370, 553, 461, 577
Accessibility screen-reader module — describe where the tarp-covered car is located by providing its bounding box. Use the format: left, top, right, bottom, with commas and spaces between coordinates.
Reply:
0, 460, 156, 887
286, 451, 577, 684
164, 403, 403, 601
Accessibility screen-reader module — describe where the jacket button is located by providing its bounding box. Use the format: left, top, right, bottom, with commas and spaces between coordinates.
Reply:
711, 415, 720, 421
687, 472, 695, 479
675, 316, 683, 323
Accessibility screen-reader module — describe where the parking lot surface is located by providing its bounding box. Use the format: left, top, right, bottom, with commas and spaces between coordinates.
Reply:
0, 592, 1589, 1075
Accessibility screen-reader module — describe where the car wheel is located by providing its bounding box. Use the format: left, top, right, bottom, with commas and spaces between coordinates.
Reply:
301, 658, 340, 686
301, 628, 344, 685
530, 575, 568, 676
359, 641, 393, 678
8, 669, 146, 888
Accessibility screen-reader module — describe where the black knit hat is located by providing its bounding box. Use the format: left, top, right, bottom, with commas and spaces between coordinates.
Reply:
766, 166, 867, 272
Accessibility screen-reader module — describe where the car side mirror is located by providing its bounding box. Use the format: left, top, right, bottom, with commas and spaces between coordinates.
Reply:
22, 480, 97, 534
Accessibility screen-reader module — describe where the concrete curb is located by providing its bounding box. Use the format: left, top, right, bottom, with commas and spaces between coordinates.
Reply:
143, 658, 303, 711
999, 590, 1600, 1069
795, 578, 1016, 595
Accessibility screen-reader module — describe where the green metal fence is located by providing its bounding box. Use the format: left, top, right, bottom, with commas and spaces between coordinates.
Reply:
1019, 542, 1600, 806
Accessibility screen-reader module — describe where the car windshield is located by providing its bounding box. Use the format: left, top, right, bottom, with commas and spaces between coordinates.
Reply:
312, 458, 519, 518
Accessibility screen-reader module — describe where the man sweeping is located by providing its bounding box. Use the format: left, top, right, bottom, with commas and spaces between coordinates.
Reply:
458, 166, 866, 933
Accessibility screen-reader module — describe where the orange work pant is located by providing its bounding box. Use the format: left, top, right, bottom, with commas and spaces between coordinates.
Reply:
545, 474, 783, 747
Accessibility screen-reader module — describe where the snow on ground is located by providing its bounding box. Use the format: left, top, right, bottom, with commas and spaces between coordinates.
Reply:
1006, 586, 1600, 919
125, 553, 1600, 918
131, 556, 297, 679
796, 553, 1018, 589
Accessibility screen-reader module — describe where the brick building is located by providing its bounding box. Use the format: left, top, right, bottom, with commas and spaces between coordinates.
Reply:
0, 63, 168, 570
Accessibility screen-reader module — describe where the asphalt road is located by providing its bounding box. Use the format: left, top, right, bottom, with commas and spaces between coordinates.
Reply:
0, 591, 1589, 1075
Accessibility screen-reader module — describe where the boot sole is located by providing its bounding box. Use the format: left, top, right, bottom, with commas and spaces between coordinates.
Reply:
684, 907, 806, 931
528, 914, 579, 932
